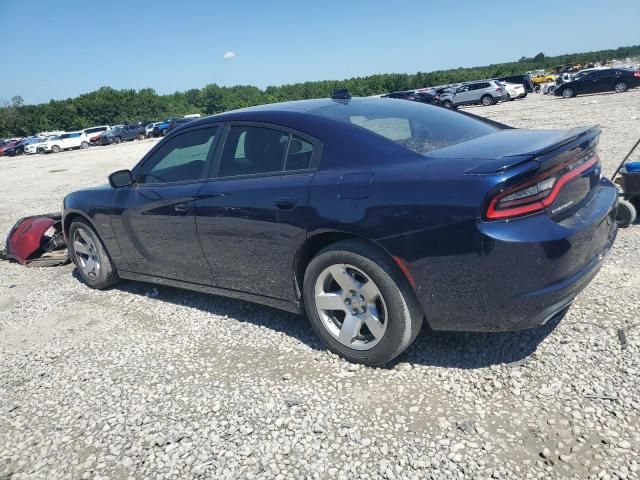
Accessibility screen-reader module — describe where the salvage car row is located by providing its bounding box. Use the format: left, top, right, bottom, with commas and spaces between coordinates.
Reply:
381, 66, 640, 109
0, 116, 200, 157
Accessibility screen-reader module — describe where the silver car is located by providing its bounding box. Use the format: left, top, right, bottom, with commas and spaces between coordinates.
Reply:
439, 80, 506, 108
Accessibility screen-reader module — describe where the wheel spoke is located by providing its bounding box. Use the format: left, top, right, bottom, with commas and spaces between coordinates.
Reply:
315, 292, 345, 311
328, 264, 359, 293
77, 229, 92, 244
363, 310, 385, 339
73, 241, 89, 255
84, 257, 96, 274
338, 313, 363, 345
359, 280, 380, 302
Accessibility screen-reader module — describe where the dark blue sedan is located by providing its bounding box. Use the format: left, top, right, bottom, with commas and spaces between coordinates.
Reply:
62, 96, 617, 365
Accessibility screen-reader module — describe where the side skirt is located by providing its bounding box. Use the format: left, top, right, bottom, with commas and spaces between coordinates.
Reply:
118, 270, 303, 315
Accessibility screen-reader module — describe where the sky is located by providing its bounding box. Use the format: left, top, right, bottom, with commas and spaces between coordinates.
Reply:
1, 0, 639, 105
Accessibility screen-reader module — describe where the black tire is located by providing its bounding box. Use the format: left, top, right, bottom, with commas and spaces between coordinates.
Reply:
81, 141, 89, 149
68, 219, 119, 289
562, 87, 575, 98
481, 95, 494, 106
162, 129, 168, 136
614, 81, 628, 93
115, 136, 122, 144
521, 92, 528, 98
137, 133, 145, 140
51, 145, 61, 153
616, 198, 637, 228
441, 100, 452, 108
303, 239, 424, 366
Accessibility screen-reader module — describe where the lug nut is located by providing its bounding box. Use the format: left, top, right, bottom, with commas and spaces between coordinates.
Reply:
351, 308, 359, 315
345, 298, 351, 305
349, 290, 356, 297
360, 295, 365, 301
361, 305, 367, 312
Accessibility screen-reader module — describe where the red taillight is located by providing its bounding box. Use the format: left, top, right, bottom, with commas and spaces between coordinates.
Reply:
485, 153, 599, 220
634, 71, 640, 78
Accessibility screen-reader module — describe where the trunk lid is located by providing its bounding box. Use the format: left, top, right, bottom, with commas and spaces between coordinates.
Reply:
430, 126, 602, 221
426, 126, 600, 175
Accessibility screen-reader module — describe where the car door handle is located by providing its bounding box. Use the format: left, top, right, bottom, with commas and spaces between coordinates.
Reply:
174, 203, 191, 215
274, 197, 297, 210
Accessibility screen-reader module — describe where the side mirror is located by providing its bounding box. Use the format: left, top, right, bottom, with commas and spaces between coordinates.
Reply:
109, 169, 133, 188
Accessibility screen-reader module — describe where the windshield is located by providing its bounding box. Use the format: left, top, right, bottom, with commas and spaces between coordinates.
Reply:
311, 99, 497, 155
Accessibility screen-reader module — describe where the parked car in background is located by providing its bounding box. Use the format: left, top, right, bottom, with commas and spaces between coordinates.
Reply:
145, 122, 161, 138
531, 73, 556, 85
100, 124, 146, 144
439, 80, 506, 108
38, 132, 90, 153
24, 137, 51, 154
0, 139, 22, 156
152, 118, 194, 137
1, 138, 30, 156
62, 96, 617, 366
84, 125, 110, 139
497, 74, 534, 93
499, 81, 526, 100
554, 68, 640, 98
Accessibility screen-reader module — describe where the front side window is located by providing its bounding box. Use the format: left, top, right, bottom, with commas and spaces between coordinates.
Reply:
312, 99, 497, 155
137, 127, 219, 184
218, 126, 289, 177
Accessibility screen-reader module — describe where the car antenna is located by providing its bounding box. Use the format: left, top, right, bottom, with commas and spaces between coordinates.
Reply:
331, 88, 351, 101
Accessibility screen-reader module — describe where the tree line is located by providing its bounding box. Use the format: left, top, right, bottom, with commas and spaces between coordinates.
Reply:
1, 44, 639, 137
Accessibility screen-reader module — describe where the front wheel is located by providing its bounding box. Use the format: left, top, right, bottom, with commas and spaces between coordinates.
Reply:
51, 145, 61, 153
562, 88, 575, 98
68, 219, 119, 289
481, 95, 494, 106
162, 129, 168, 136
81, 141, 89, 149
115, 136, 122, 144
303, 239, 423, 366
137, 133, 145, 140
614, 81, 628, 93
441, 100, 452, 108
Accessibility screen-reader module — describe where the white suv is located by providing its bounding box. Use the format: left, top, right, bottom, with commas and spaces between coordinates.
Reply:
38, 132, 90, 153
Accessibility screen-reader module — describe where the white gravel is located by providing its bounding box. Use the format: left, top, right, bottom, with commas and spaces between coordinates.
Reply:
1, 91, 640, 480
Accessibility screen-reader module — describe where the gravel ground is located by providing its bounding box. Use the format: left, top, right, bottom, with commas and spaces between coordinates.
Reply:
1, 91, 640, 480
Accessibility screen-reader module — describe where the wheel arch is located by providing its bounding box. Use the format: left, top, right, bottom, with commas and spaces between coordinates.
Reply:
293, 230, 417, 303
63, 210, 98, 241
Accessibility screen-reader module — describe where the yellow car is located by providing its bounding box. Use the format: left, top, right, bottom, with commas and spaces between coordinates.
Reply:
531, 74, 556, 84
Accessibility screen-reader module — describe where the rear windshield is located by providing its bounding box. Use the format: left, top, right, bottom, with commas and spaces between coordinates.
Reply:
311, 99, 497, 155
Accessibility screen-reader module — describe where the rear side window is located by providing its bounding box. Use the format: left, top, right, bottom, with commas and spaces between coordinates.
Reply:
219, 126, 289, 177
285, 136, 314, 171
312, 99, 497, 155
137, 127, 219, 184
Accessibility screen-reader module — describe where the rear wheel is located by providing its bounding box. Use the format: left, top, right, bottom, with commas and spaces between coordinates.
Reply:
616, 198, 637, 228
303, 239, 423, 366
137, 133, 145, 140
441, 100, 452, 108
68, 219, 119, 289
614, 81, 628, 93
51, 145, 61, 153
115, 136, 122, 144
562, 87, 575, 98
81, 141, 89, 149
481, 95, 494, 106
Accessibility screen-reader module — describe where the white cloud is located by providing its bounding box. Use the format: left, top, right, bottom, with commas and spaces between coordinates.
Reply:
223, 51, 236, 60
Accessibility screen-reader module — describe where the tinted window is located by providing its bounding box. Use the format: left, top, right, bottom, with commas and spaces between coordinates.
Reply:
218, 126, 289, 177
137, 127, 219, 184
285, 136, 314, 171
311, 99, 497, 155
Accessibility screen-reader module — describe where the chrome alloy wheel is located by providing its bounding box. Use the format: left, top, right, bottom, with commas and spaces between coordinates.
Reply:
73, 228, 101, 279
314, 264, 388, 350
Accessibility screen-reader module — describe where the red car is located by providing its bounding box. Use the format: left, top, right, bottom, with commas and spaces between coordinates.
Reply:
0, 139, 22, 157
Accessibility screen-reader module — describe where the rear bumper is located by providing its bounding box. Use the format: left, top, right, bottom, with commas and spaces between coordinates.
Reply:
407, 178, 617, 332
